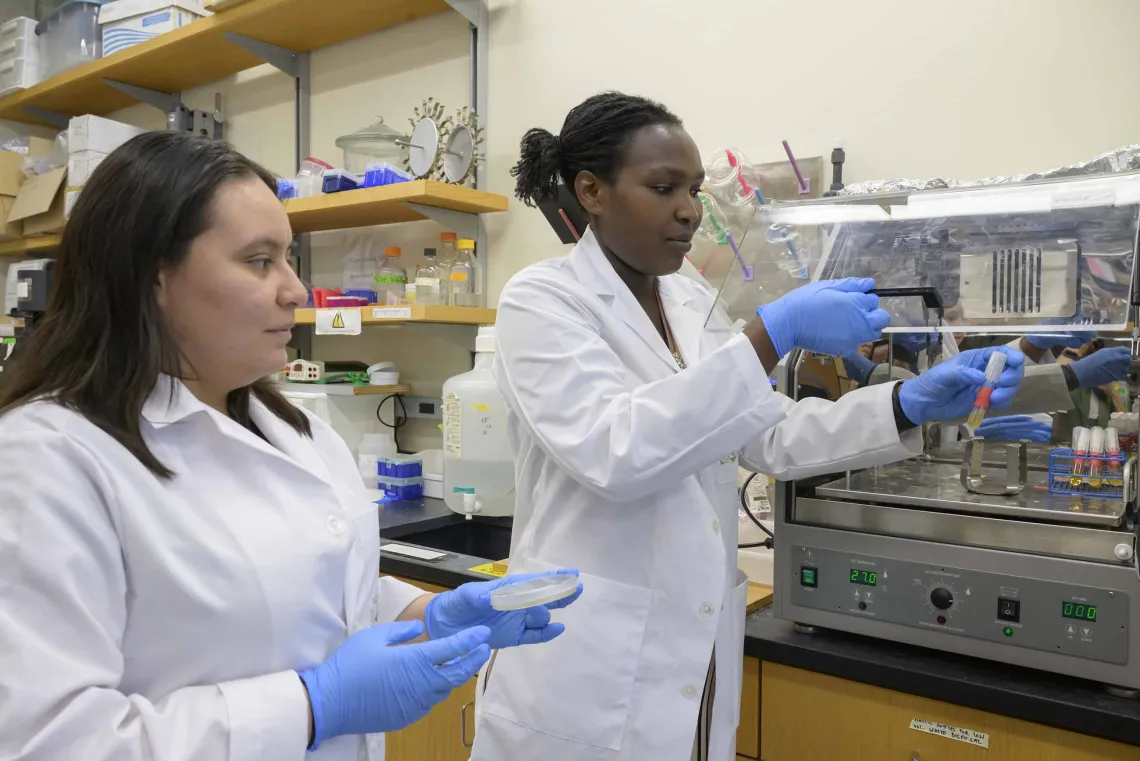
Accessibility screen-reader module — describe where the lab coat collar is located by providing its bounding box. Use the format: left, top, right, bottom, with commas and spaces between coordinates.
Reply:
143, 375, 337, 489
569, 228, 695, 372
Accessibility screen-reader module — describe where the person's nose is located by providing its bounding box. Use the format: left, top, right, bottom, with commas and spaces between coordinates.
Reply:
279, 263, 309, 308
678, 194, 700, 227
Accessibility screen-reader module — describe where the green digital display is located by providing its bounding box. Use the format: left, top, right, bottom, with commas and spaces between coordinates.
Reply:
849, 569, 877, 586
1062, 602, 1097, 622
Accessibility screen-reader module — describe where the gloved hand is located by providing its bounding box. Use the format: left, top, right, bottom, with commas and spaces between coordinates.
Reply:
425, 570, 583, 650
898, 346, 1025, 425
1069, 346, 1131, 388
298, 621, 491, 748
842, 353, 877, 386
1026, 331, 1095, 350
975, 415, 1052, 443
756, 278, 890, 358
894, 332, 941, 356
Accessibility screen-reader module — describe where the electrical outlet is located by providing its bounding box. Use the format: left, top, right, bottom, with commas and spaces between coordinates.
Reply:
402, 396, 443, 420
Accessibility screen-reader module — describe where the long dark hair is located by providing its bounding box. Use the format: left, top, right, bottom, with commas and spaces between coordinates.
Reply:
0, 132, 310, 478
510, 91, 682, 207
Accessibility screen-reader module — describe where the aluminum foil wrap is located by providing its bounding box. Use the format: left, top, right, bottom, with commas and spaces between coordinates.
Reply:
839, 143, 1140, 196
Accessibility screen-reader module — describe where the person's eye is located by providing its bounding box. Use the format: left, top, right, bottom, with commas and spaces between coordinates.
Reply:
652, 186, 672, 196
690, 187, 701, 197
248, 257, 271, 271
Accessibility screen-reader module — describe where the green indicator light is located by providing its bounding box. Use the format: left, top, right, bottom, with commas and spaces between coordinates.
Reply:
1003, 627, 1014, 637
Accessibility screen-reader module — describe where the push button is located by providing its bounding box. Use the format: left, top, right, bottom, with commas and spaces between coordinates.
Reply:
997, 598, 1020, 623
800, 567, 818, 588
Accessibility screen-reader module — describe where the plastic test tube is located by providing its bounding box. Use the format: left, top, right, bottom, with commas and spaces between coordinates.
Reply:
1071, 426, 1091, 486
1088, 426, 1106, 489
965, 352, 1007, 433
1105, 426, 1123, 486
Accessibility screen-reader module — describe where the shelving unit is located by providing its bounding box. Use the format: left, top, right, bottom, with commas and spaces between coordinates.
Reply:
279, 381, 412, 396
0, 236, 60, 257
285, 182, 506, 234
295, 305, 495, 326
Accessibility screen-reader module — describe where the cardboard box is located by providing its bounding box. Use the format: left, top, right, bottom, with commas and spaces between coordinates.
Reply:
68, 115, 147, 154
0, 196, 21, 240
0, 150, 24, 197
9, 168, 66, 236
67, 150, 107, 186
100, 0, 209, 57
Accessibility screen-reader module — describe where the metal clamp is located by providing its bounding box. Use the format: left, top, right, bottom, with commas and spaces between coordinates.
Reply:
460, 701, 474, 748
960, 438, 1028, 495
1124, 456, 1137, 505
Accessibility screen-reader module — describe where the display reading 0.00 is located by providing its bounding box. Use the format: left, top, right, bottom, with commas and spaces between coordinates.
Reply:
849, 569, 877, 586
1062, 602, 1097, 622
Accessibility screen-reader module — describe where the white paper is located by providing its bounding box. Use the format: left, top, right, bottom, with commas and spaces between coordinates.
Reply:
372, 307, 413, 320
380, 543, 447, 561
315, 307, 362, 336
909, 718, 989, 749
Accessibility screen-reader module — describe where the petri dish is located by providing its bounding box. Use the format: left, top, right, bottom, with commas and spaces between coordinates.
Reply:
490, 574, 580, 611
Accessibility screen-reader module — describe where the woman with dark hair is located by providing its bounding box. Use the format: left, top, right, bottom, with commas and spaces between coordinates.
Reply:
0, 132, 579, 761
470, 92, 1023, 761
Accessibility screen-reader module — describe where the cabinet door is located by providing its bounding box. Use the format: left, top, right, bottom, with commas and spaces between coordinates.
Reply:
760, 663, 1140, 761
737, 656, 761, 758
386, 677, 477, 761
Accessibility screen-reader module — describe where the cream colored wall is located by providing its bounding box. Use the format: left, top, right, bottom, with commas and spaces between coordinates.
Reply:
8, 0, 1140, 449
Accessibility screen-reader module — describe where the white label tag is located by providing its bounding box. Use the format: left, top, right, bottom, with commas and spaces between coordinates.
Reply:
0, 324, 13, 337
315, 308, 362, 336
909, 718, 989, 749
380, 543, 447, 561
372, 307, 413, 320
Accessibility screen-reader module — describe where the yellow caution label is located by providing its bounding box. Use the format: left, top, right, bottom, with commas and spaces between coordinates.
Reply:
472, 403, 488, 411
331, 312, 345, 329
468, 562, 506, 578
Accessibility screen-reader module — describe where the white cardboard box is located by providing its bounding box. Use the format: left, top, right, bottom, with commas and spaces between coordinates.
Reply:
68, 115, 148, 154
100, 0, 209, 57
67, 150, 108, 186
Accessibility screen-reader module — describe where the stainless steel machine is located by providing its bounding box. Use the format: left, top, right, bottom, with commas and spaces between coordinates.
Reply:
705, 172, 1140, 691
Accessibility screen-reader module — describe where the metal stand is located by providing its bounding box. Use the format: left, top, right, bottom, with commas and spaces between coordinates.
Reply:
960, 438, 1029, 496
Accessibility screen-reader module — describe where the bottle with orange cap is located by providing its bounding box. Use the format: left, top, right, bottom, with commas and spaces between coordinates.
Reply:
449, 239, 478, 307
374, 246, 408, 305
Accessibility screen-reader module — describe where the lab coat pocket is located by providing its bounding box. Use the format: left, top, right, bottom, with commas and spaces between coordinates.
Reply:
480, 563, 653, 751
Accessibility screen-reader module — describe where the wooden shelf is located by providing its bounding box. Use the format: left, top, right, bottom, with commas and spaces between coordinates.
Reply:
279, 381, 410, 396
295, 305, 495, 326
0, 236, 61, 257
0, 0, 451, 127
285, 181, 508, 234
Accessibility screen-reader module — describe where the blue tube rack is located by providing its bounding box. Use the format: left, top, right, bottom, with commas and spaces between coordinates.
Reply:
1047, 448, 1126, 497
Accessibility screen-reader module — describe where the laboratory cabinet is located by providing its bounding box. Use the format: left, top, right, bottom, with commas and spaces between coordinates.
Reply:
758, 662, 1140, 761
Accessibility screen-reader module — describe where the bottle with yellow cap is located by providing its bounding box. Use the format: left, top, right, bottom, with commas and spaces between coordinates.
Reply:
448, 238, 478, 307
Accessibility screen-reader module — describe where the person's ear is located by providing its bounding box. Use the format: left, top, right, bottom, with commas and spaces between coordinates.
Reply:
574, 170, 605, 216
154, 267, 170, 311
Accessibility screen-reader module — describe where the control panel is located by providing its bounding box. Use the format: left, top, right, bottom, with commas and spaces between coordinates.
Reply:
789, 546, 1130, 664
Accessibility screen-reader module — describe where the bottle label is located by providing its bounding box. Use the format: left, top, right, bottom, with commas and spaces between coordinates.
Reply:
374, 275, 406, 283
449, 272, 469, 282
443, 392, 462, 457
416, 278, 440, 289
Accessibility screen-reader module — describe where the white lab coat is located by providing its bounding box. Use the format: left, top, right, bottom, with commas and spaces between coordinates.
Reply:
0, 377, 425, 761
471, 229, 922, 761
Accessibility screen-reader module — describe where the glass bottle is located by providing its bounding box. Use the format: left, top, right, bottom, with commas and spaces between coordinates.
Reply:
415, 247, 443, 305
449, 238, 477, 307
437, 232, 459, 304
374, 246, 408, 305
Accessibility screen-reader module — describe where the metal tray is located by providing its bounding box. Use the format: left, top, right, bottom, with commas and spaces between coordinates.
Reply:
815, 461, 1127, 527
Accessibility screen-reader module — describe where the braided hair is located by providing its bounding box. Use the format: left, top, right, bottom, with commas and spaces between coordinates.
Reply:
510, 92, 682, 207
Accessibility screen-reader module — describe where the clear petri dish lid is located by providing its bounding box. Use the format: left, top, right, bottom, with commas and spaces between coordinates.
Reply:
490, 573, 580, 611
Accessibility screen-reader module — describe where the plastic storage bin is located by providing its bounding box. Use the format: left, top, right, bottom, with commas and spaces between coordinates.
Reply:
376, 476, 424, 501
378, 455, 422, 479
0, 18, 37, 43
363, 162, 412, 188
36, 1, 103, 78
0, 57, 40, 96
321, 168, 360, 193
0, 32, 39, 65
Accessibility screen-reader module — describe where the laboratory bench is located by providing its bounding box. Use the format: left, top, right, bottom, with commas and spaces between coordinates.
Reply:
377, 500, 1140, 760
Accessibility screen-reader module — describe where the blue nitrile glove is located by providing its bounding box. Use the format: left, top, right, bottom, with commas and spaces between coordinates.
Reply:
894, 331, 941, 356
425, 570, 583, 650
756, 278, 890, 358
842, 353, 877, 386
1069, 346, 1131, 388
975, 415, 1052, 443
898, 346, 1025, 425
298, 621, 491, 749
1027, 331, 1095, 350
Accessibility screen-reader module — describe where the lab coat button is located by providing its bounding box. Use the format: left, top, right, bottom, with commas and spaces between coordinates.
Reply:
711, 518, 720, 532
682, 685, 699, 700
699, 603, 715, 617
327, 515, 347, 535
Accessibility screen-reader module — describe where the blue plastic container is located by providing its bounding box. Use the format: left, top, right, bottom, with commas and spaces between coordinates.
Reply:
362, 162, 413, 188
378, 455, 422, 479
377, 476, 424, 500
322, 169, 361, 193
1047, 447, 1126, 497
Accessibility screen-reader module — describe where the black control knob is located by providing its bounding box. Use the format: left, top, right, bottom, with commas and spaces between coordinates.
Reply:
930, 587, 954, 610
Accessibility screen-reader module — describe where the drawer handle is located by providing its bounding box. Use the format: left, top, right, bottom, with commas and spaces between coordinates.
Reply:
461, 701, 474, 748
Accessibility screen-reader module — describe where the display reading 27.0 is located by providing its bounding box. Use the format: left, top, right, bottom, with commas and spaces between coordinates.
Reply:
849, 569, 877, 586
1062, 602, 1097, 622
